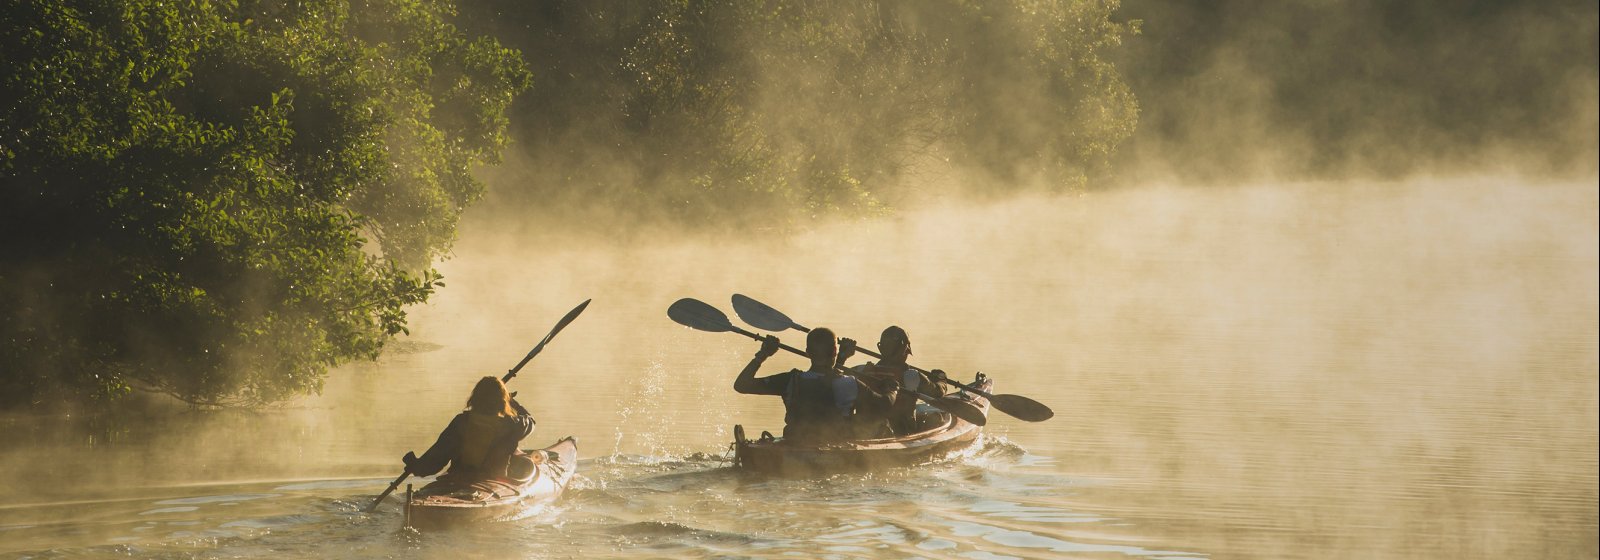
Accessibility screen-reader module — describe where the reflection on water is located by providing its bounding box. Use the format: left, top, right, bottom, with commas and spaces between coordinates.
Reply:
0, 177, 1595, 559
548, 438, 1198, 559
1, 439, 1199, 559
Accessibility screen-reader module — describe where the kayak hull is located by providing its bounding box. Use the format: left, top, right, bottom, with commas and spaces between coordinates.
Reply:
403, 436, 578, 530
733, 375, 992, 477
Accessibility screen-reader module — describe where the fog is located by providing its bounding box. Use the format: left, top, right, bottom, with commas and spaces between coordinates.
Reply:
4, 169, 1594, 557
2, 1, 1596, 557
420, 173, 1598, 557
1111, 0, 1600, 184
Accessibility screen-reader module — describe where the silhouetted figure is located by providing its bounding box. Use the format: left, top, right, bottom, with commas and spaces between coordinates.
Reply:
403, 376, 537, 481
734, 328, 892, 443
841, 326, 947, 435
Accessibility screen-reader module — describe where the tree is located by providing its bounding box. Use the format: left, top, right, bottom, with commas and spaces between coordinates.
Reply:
0, 0, 1139, 408
0, 0, 529, 407
459, 0, 1140, 230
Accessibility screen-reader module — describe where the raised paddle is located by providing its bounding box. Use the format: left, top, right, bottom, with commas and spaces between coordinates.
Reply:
667, 298, 988, 427
503, 299, 592, 384
731, 293, 1054, 422
364, 298, 592, 513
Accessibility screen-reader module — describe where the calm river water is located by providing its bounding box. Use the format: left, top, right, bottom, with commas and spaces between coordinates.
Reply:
1, 177, 1595, 559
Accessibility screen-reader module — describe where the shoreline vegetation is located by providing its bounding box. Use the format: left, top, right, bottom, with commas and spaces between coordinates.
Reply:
2, 0, 1594, 411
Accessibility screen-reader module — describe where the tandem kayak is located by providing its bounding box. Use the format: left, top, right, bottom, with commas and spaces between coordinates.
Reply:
403, 436, 578, 530
732, 374, 992, 476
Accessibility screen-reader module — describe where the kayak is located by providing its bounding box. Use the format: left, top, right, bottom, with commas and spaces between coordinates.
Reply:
732, 374, 992, 476
403, 436, 578, 530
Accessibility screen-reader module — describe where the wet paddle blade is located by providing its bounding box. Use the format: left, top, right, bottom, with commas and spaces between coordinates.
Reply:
365, 471, 410, 513
989, 393, 1054, 422
668, 298, 735, 333
731, 294, 800, 332
910, 391, 988, 427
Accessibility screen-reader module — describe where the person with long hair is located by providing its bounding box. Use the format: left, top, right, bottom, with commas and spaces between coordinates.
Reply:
402, 376, 536, 480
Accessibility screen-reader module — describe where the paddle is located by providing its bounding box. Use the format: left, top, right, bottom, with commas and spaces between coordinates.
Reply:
668, 298, 988, 427
731, 293, 1054, 422
502, 299, 592, 384
364, 298, 592, 513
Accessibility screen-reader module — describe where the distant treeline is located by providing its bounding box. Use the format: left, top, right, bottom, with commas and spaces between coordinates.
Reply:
461, 0, 1138, 230
0, 0, 1138, 408
1113, 0, 1599, 181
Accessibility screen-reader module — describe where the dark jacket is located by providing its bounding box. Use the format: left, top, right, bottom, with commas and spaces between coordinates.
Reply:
405, 399, 535, 479
852, 363, 943, 435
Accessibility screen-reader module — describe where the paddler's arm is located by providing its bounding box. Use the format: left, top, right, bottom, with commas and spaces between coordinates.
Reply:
835, 338, 858, 368
848, 373, 897, 404
734, 335, 782, 394
920, 369, 948, 398
846, 370, 897, 416
848, 365, 899, 399
403, 414, 465, 477
509, 396, 536, 438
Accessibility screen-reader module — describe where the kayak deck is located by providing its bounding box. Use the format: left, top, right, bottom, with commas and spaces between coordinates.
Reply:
403, 436, 578, 530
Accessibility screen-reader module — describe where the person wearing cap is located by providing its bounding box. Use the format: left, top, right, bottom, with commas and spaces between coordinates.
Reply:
733, 327, 894, 443
839, 326, 948, 436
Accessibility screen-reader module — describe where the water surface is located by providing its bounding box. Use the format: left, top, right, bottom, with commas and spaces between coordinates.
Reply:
2, 177, 1594, 559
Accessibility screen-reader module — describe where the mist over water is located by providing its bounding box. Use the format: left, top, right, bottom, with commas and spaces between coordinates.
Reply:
3, 1, 1595, 557
5, 173, 1591, 559
1110, 0, 1600, 184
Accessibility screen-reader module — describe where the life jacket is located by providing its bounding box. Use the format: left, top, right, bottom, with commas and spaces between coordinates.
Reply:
857, 363, 943, 397
855, 363, 943, 435
456, 411, 516, 475
782, 369, 856, 442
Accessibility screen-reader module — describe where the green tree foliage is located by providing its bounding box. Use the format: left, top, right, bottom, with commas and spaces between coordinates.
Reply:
0, 0, 1134, 408
461, 0, 1139, 229
0, 0, 529, 407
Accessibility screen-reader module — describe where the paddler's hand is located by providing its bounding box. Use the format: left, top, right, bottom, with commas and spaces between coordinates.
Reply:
928, 369, 948, 383
757, 334, 781, 358
402, 451, 419, 470
875, 377, 901, 398
836, 337, 857, 366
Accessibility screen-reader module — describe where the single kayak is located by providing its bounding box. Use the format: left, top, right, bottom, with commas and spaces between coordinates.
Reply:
403, 436, 578, 530
733, 374, 992, 476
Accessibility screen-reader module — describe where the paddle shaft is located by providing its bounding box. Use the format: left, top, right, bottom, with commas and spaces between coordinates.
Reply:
732, 325, 985, 425
504, 299, 592, 383
369, 471, 411, 513
774, 321, 1001, 401
729, 294, 1052, 422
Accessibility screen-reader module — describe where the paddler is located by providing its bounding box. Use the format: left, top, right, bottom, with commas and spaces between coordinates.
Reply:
733, 328, 893, 443
402, 376, 537, 481
839, 326, 948, 435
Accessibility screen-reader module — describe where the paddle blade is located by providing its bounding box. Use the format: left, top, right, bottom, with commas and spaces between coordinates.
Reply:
731, 294, 800, 332
547, 299, 592, 339
507, 298, 592, 379
668, 298, 734, 333
365, 471, 410, 513
910, 391, 988, 427
989, 394, 1054, 422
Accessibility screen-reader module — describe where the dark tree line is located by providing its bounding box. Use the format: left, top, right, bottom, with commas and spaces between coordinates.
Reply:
1, 0, 1139, 408
459, 0, 1139, 229
1112, 0, 1598, 181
